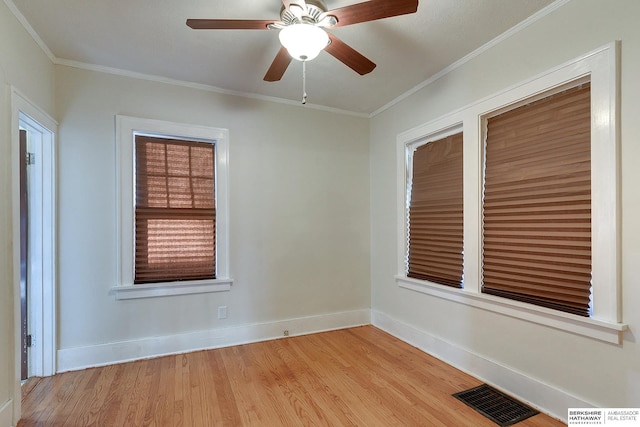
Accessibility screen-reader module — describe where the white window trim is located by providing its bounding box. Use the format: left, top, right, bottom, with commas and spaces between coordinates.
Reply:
396, 42, 627, 344
113, 115, 232, 299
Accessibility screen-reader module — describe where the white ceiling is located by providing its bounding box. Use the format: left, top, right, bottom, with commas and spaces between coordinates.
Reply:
10, 0, 556, 115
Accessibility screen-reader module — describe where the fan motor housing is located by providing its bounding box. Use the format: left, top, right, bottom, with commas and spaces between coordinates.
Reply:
280, 0, 328, 24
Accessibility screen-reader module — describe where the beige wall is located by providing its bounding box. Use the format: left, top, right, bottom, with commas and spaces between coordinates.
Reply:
370, 0, 640, 411
0, 0, 55, 424
54, 65, 371, 350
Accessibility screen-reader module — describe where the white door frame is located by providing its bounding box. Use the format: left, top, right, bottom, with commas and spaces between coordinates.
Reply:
11, 87, 57, 387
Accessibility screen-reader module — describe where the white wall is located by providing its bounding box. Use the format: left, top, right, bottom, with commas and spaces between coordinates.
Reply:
54, 65, 371, 359
370, 0, 640, 415
0, 0, 55, 424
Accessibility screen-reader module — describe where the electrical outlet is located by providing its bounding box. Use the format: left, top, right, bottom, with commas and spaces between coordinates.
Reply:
217, 306, 227, 319
283, 330, 289, 336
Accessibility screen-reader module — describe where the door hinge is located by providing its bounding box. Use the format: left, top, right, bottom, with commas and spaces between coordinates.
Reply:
26, 152, 35, 165
26, 334, 33, 348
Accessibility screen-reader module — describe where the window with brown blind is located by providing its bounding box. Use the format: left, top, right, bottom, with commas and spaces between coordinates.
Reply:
482, 83, 591, 316
407, 132, 463, 287
134, 135, 216, 283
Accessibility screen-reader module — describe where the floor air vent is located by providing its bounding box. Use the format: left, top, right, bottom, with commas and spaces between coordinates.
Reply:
452, 384, 539, 426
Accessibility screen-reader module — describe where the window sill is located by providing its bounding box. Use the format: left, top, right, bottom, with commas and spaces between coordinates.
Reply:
396, 276, 627, 344
111, 278, 233, 300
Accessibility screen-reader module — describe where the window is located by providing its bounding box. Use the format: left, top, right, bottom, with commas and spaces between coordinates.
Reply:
134, 136, 216, 283
482, 83, 592, 316
396, 43, 626, 343
114, 116, 231, 299
407, 131, 463, 287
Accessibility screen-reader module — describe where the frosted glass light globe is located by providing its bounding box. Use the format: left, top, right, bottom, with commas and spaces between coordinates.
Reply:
279, 24, 329, 61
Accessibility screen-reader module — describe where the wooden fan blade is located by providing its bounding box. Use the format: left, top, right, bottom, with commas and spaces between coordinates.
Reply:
186, 19, 275, 30
325, 33, 376, 75
327, 0, 418, 28
264, 47, 293, 81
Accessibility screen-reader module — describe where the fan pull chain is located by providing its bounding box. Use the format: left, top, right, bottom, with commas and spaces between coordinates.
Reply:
302, 60, 307, 105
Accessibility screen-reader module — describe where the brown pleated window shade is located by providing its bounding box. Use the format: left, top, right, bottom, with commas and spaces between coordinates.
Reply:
482, 83, 591, 316
135, 136, 216, 283
407, 132, 464, 287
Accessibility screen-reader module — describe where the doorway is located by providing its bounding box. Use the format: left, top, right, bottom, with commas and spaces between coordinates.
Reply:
12, 88, 57, 381
19, 128, 28, 380
18, 119, 47, 380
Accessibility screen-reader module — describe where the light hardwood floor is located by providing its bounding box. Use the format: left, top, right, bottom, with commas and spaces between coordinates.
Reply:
19, 326, 565, 426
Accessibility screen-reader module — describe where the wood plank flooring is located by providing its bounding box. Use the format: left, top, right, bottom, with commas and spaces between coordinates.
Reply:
19, 326, 565, 426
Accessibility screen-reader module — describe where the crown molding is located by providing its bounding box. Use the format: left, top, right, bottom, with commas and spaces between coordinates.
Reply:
369, 0, 572, 118
3, 0, 55, 61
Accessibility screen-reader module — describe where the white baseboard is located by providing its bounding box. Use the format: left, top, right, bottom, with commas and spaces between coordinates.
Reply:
0, 399, 13, 427
371, 310, 590, 423
57, 309, 371, 373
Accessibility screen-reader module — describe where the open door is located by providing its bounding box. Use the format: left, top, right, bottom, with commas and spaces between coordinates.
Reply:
19, 129, 29, 381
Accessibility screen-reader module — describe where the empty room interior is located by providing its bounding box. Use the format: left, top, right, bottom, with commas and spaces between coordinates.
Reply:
1, 0, 639, 425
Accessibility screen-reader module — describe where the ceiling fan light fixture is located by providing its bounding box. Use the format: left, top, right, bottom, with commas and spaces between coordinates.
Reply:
279, 23, 329, 61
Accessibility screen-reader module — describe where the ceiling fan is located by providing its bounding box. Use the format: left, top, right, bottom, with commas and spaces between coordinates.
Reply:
186, 0, 419, 82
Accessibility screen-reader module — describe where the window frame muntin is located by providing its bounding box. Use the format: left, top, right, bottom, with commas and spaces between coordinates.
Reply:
114, 115, 232, 299
395, 42, 625, 344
